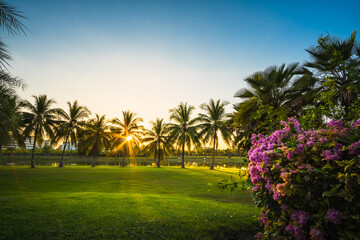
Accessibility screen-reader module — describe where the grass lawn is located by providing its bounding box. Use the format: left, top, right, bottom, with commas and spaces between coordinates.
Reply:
0, 166, 260, 240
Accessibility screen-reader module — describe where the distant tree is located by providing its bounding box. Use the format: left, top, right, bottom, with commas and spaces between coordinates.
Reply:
80, 114, 111, 167
0, 0, 28, 68
22, 95, 61, 168
142, 118, 172, 167
168, 102, 200, 168
198, 99, 232, 170
111, 111, 143, 167
54, 101, 90, 167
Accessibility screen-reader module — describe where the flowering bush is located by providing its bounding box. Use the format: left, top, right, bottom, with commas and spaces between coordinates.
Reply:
249, 118, 360, 239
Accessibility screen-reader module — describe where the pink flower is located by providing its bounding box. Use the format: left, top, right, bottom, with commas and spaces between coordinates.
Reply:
260, 212, 269, 225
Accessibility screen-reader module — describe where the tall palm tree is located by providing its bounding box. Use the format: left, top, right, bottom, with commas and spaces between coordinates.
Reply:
22, 95, 61, 168
142, 118, 171, 168
54, 101, 90, 167
168, 102, 200, 168
303, 31, 360, 115
79, 114, 111, 167
198, 99, 232, 170
0, 1, 28, 68
111, 111, 144, 167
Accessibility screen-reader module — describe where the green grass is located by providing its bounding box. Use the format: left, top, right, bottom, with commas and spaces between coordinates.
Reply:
0, 166, 260, 240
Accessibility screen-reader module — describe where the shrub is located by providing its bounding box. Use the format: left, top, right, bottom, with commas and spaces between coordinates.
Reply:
249, 118, 360, 239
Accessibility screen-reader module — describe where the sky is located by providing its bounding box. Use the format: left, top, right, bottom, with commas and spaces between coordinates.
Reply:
4, 0, 360, 148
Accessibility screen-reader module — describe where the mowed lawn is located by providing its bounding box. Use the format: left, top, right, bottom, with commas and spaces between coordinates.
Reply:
0, 166, 260, 240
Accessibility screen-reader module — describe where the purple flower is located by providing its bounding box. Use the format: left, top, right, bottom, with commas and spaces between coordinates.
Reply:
280, 204, 288, 211
260, 212, 269, 225
291, 210, 309, 226
297, 134, 306, 142
326, 120, 343, 128
285, 224, 306, 240
321, 150, 340, 160
273, 191, 282, 201
349, 140, 360, 155
326, 209, 342, 224
306, 140, 316, 148
334, 143, 343, 155
310, 229, 325, 240
293, 144, 305, 155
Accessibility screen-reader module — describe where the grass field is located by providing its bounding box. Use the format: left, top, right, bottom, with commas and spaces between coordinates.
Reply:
0, 166, 259, 240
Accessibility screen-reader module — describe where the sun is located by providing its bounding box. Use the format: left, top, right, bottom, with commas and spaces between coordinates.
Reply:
126, 135, 133, 141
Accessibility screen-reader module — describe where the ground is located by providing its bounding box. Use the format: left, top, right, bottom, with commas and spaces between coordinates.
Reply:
0, 166, 260, 240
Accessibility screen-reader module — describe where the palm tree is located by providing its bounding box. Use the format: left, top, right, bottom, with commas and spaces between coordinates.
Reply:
303, 31, 360, 115
0, 91, 24, 151
0, 71, 25, 151
235, 63, 301, 109
0, 1, 28, 68
198, 99, 232, 170
168, 102, 200, 168
54, 101, 90, 167
22, 95, 61, 168
234, 63, 306, 132
111, 111, 144, 167
142, 118, 171, 168
79, 114, 111, 167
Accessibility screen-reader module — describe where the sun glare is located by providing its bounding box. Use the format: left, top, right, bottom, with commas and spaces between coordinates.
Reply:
126, 135, 133, 141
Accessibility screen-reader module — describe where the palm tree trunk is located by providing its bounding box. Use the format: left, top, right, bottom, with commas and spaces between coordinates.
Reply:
210, 138, 216, 170
31, 125, 39, 168
122, 145, 126, 167
157, 148, 161, 168
59, 133, 69, 168
181, 141, 185, 169
91, 156, 96, 167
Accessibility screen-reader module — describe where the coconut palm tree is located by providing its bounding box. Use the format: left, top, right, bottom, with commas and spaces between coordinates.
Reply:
111, 111, 144, 167
142, 118, 172, 168
0, 1, 28, 68
79, 114, 111, 167
22, 95, 61, 168
54, 101, 90, 167
303, 31, 360, 115
168, 102, 200, 168
198, 99, 232, 170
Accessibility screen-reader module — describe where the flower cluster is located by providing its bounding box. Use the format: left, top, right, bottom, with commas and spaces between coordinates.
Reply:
249, 118, 360, 239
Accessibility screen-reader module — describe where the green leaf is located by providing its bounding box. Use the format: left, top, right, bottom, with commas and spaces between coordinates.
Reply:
322, 190, 336, 197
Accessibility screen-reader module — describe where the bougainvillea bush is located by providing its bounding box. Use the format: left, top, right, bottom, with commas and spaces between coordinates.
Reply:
248, 118, 360, 240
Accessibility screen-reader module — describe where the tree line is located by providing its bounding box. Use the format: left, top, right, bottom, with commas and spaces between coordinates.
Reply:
0, 2, 359, 170
1, 93, 232, 169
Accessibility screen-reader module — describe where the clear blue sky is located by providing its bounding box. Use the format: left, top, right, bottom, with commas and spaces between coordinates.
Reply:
6, 0, 360, 146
